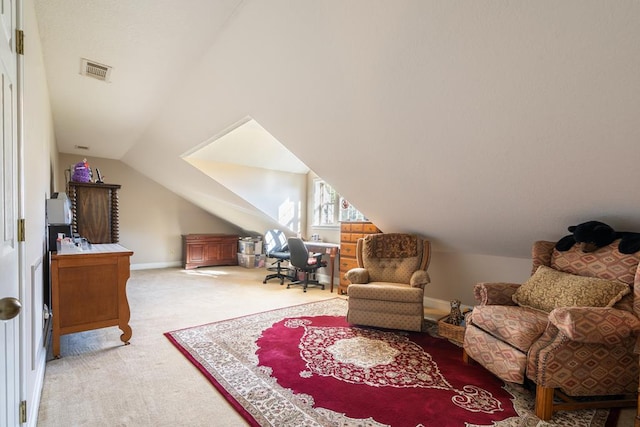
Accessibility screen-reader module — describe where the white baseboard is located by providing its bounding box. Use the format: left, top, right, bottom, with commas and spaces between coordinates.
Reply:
130, 261, 182, 270
424, 296, 473, 313
423, 296, 473, 323
316, 272, 332, 285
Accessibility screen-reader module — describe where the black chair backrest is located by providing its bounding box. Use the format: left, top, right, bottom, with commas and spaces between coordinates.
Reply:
264, 229, 288, 255
287, 237, 310, 268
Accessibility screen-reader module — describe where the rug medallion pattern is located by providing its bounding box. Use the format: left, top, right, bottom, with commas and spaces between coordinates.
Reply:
165, 298, 613, 427
287, 318, 502, 414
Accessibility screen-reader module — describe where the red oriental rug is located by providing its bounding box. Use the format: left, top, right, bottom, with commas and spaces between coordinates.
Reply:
165, 298, 616, 427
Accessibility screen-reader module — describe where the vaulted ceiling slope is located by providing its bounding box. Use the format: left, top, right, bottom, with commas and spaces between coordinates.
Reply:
35, 1, 640, 258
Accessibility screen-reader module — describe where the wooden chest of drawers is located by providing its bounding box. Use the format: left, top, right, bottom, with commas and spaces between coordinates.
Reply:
338, 221, 381, 294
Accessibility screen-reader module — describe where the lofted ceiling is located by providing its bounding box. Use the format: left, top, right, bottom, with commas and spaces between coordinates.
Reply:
185, 118, 309, 175
34, 1, 640, 258
34, 0, 245, 159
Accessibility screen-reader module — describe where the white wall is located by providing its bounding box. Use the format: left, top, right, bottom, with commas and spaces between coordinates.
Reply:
22, 0, 56, 423
120, 1, 640, 298
301, 172, 536, 306
57, 154, 243, 268
426, 251, 532, 307
186, 158, 307, 235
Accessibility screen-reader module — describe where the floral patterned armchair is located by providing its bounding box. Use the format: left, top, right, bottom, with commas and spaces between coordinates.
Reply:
344, 233, 431, 332
463, 239, 640, 420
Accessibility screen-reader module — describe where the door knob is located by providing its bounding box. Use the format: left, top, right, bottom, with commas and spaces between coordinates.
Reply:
0, 297, 21, 321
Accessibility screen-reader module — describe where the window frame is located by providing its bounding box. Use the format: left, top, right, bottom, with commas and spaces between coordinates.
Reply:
313, 179, 338, 227
312, 179, 365, 226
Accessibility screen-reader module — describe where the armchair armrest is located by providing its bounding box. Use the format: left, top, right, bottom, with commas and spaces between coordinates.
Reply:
345, 267, 369, 284
474, 282, 521, 305
549, 307, 640, 344
410, 270, 430, 288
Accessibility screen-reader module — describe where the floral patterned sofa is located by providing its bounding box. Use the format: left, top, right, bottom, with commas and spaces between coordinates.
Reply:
344, 233, 431, 332
463, 239, 640, 420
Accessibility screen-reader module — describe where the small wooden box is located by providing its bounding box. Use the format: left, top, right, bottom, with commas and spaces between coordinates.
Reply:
437, 315, 466, 345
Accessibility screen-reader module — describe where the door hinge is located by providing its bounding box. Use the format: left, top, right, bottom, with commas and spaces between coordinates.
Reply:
19, 400, 27, 423
17, 218, 25, 242
16, 29, 24, 55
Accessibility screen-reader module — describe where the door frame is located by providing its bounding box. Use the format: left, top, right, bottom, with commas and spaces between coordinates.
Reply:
1, 0, 26, 424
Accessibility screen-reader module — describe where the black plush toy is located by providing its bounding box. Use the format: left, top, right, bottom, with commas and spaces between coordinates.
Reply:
555, 220, 640, 254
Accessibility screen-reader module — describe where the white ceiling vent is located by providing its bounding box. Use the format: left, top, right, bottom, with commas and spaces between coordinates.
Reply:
80, 58, 112, 82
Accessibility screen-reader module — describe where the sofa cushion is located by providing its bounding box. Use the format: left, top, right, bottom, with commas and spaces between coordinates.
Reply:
469, 305, 549, 352
512, 265, 630, 313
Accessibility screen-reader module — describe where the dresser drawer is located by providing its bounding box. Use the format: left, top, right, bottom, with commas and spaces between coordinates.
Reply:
339, 257, 359, 272
340, 233, 360, 243
339, 221, 380, 294
341, 242, 357, 258
363, 224, 380, 234
349, 223, 365, 232
347, 233, 367, 243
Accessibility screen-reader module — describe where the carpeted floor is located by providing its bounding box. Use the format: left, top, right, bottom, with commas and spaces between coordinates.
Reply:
36, 266, 636, 426
165, 298, 621, 427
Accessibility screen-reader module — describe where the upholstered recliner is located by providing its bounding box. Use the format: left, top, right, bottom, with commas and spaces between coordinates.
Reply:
344, 233, 431, 332
463, 239, 640, 420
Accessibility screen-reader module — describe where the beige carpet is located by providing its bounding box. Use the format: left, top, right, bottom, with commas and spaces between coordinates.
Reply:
36, 266, 636, 426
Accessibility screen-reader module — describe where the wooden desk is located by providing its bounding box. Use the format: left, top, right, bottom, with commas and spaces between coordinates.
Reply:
51, 244, 133, 358
304, 241, 340, 293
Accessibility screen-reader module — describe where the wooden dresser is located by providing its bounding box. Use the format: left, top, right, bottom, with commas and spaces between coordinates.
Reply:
338, 221, 381, 294
182, 234, 239, 269
51, 244, 133, 358
68, 182, 120, 243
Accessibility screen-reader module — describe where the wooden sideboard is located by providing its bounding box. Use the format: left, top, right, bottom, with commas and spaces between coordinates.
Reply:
51, 244, 133, 358
68, 182, 121, 243
338, 221, 381, 294
182, 234, 239, 269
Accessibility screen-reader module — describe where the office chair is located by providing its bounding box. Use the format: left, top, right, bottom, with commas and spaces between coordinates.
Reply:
262, 229, 293, 285
286, 237, 327, 292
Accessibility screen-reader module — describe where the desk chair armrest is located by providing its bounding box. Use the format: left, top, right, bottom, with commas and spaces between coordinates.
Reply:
307, 252, 324, 266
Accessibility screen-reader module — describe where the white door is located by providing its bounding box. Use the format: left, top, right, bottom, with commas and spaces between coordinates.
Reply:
0, 0, 20, 425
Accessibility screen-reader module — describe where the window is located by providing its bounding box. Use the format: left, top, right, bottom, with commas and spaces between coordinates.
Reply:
313, 180, 337, 226
313, 179, 365, 226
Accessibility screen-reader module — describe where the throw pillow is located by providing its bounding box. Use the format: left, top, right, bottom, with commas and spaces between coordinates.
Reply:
512, 265, 630, 313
